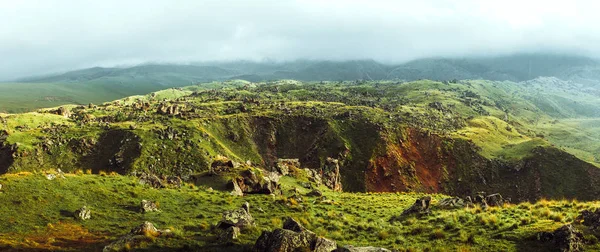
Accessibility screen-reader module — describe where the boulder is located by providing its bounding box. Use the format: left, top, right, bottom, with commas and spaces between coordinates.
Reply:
401, 196, 431, 216
141, 200, 159, 213
103, 222, 171, 252
485, 193, 504, 207
217, 202, 255, 229
438, 197, 469, 209
74, 206, 91, 221
306, 189, 323, 197
218, 226, 241, 243
230, 179, 244, 196
253, 217, 337, 252
538, 224, 584, 252
233, 169, 281, 195
576, 208, 600, 230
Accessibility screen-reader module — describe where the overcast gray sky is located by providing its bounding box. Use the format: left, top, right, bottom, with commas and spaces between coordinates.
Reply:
1, 0, 599, 80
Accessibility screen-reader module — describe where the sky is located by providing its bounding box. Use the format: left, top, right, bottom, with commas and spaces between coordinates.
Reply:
1, 0, 600, 80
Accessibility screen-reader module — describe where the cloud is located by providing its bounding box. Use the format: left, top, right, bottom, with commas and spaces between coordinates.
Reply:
1, 0, 599, 80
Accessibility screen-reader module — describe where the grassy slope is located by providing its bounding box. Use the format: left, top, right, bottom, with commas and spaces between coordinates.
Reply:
1, 172, 600, 251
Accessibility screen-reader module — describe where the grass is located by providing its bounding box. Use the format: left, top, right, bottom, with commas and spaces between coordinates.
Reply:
1, 172, 599, 251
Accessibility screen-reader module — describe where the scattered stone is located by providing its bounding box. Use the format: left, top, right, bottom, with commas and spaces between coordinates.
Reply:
46, 174, 56, 180
206, 187, 214, 192
56, 106, 71, 118
74, 206, 91, 221
218, 226, 241, 243
141, 200, 159, 213
401, 196, 431, 217
253, 217, 337, 252
538, 224, 584, 252
217, 202, 255, 230
0, 184, 3, 190
306, 189, 323, 197
103, 222, 171, 252
304, 168, 323, 185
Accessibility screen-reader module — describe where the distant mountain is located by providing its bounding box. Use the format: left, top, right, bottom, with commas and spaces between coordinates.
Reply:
21, 53, 600, 85
4, 53, 600, 113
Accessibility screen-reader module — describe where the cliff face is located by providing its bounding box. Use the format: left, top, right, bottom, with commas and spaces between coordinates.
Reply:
2, 113, 600, 202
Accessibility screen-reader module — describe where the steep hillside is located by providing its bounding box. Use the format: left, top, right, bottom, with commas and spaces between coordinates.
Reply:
2, 79, 600, 202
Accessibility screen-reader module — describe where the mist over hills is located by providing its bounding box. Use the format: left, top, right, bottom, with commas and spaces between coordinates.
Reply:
17, 53, 600, 84
2, 52, 600, 113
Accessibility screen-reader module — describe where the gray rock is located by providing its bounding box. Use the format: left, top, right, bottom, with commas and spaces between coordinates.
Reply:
218, 226, 241, 243
306, 189, 323, 197
538, 224, 584, 252
141, 200, 159, 213
74, 206, 91, 221
401, 196, 431, 216
485, 193, 504, 207
217, 202, 255, 229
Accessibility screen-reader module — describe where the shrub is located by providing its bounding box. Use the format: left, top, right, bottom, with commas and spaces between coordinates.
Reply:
378, 230, 390, 240
430, 229, 446, 239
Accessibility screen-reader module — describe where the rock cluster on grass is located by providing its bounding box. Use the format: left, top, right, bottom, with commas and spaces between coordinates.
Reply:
103, 221, 171, 252
140, 200, 159, 213
538, 224, 584, 252
74, 206, 91, 221
253, 217, 337, 252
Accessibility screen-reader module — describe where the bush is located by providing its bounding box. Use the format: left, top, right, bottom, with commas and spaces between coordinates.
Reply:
430, 229, 446, 239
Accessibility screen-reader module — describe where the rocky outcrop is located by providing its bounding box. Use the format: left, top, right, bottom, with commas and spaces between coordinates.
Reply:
275, 158, 300, 176
322, 158, 342, 192
538, 224, 584, 252
210, 158, 237, 175
254, 217, 337, 252
232, 169, 281, 195
103, 222, 171, 252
